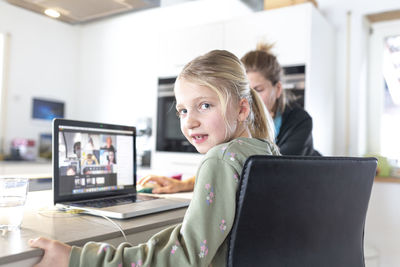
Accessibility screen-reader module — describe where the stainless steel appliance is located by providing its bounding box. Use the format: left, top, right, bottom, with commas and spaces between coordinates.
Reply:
156, 77, 197, 153
282, 65, 306, 108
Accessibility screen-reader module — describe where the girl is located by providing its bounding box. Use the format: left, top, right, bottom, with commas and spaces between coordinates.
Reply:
29, 50, 280, 267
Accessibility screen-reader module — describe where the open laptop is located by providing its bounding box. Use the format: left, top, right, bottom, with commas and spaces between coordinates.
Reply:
52, 118, 190, 219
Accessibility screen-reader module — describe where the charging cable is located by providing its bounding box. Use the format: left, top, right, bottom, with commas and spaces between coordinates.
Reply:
40, 206, 128, 243
65, 207, 128, 243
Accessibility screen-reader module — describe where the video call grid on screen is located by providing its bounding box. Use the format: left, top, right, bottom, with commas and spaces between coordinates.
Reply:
57, 125, 134, 196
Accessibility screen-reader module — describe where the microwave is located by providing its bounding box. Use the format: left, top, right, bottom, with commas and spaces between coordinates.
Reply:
156, 77, 197, 153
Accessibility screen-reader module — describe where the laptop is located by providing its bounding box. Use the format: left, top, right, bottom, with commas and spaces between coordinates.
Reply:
52, 118, 190, 219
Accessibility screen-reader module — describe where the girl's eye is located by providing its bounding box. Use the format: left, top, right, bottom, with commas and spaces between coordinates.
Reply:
254, 87, 263, 93
176, 109, 187, 117
200, 103, 211, 110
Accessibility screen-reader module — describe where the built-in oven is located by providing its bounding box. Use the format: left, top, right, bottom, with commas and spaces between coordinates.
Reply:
282, 65, 306, 108
156, 77, 197, 153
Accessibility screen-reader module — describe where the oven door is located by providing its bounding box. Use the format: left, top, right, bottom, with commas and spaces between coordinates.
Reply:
156, 79, 197, 153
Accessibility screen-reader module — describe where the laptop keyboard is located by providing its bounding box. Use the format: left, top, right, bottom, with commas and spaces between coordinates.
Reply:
71, 194, 158, 208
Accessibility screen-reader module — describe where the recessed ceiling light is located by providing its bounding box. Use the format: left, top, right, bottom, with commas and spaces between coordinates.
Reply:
44, 9, 61, 18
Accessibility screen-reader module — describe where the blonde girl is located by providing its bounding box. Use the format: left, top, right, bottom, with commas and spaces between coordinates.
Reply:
29, 50, 280, 267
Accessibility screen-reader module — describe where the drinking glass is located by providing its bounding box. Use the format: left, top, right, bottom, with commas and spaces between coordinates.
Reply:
0, 177, 29, 231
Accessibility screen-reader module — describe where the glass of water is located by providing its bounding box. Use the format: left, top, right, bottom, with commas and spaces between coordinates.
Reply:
0, 177, 29, 231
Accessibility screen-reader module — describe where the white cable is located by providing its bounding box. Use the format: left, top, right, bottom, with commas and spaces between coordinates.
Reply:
96, 213, 128, 243
64, 207, 128, 243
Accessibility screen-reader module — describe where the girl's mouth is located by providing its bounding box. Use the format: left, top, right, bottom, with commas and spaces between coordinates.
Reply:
192, 135, 208, 144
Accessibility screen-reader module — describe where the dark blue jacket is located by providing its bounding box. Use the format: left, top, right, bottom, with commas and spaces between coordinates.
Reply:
276, 104, 321, 156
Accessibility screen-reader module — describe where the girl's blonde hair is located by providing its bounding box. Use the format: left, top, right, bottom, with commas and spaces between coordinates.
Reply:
241, 43, 288, 115
177, 50, 275, 143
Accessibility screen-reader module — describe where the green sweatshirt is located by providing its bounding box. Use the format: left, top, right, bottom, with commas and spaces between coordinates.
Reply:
69, 137, 280, 267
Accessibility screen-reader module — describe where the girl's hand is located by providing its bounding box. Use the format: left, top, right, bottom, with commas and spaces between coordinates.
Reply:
29, 237, 71, 267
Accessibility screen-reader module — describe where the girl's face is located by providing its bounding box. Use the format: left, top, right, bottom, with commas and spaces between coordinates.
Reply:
175, 78, 249, 154
247, 71, 282, 117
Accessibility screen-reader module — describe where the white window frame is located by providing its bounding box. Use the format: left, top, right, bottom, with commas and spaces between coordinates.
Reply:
0, 33, 4, 87
0, 32, 6, 154
368, 20, 400, 156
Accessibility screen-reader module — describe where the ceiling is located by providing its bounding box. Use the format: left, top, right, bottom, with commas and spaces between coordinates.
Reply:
5, 0, 177, 25
5, 0, 263, 25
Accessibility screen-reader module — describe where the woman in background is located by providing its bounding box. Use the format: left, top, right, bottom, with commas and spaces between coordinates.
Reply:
242, 43, 321, 156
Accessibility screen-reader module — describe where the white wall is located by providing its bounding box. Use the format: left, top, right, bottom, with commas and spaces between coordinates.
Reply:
0, 1, 79, 155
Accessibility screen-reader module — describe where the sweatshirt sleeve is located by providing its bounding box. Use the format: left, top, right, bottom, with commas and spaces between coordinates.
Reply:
69, 157, 239, 267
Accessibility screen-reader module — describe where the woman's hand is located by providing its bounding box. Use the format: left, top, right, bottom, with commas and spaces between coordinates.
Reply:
138, 175, 195, 194
29, 237, 71, 267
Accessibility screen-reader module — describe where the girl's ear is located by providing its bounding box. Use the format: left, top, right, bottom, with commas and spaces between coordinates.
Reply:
238, 98, 251, 122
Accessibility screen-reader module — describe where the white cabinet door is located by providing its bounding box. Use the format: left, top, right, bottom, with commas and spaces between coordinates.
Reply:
224, 4, 310, 65
158, 22, 225, 76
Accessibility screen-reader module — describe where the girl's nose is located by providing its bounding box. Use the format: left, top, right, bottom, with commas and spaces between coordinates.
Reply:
185, 112, 200, 129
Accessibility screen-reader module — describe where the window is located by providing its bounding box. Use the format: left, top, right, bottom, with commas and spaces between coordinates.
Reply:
381, 35, 400, 159
368, 20, 400, 162
0, 33, 4, 88
0, 32, 6, 155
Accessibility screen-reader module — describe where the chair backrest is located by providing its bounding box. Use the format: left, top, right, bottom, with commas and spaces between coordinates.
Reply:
227, 156, 377, 267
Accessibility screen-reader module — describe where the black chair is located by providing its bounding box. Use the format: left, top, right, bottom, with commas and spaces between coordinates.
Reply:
227, 156, 377, 267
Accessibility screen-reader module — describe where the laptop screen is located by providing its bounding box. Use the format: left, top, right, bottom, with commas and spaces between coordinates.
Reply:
53, 119, 136, 204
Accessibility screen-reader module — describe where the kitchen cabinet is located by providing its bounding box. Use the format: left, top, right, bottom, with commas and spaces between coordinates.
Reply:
157, 22, 225, 77
223, 5, 309, 66
224, 3, 336, 155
